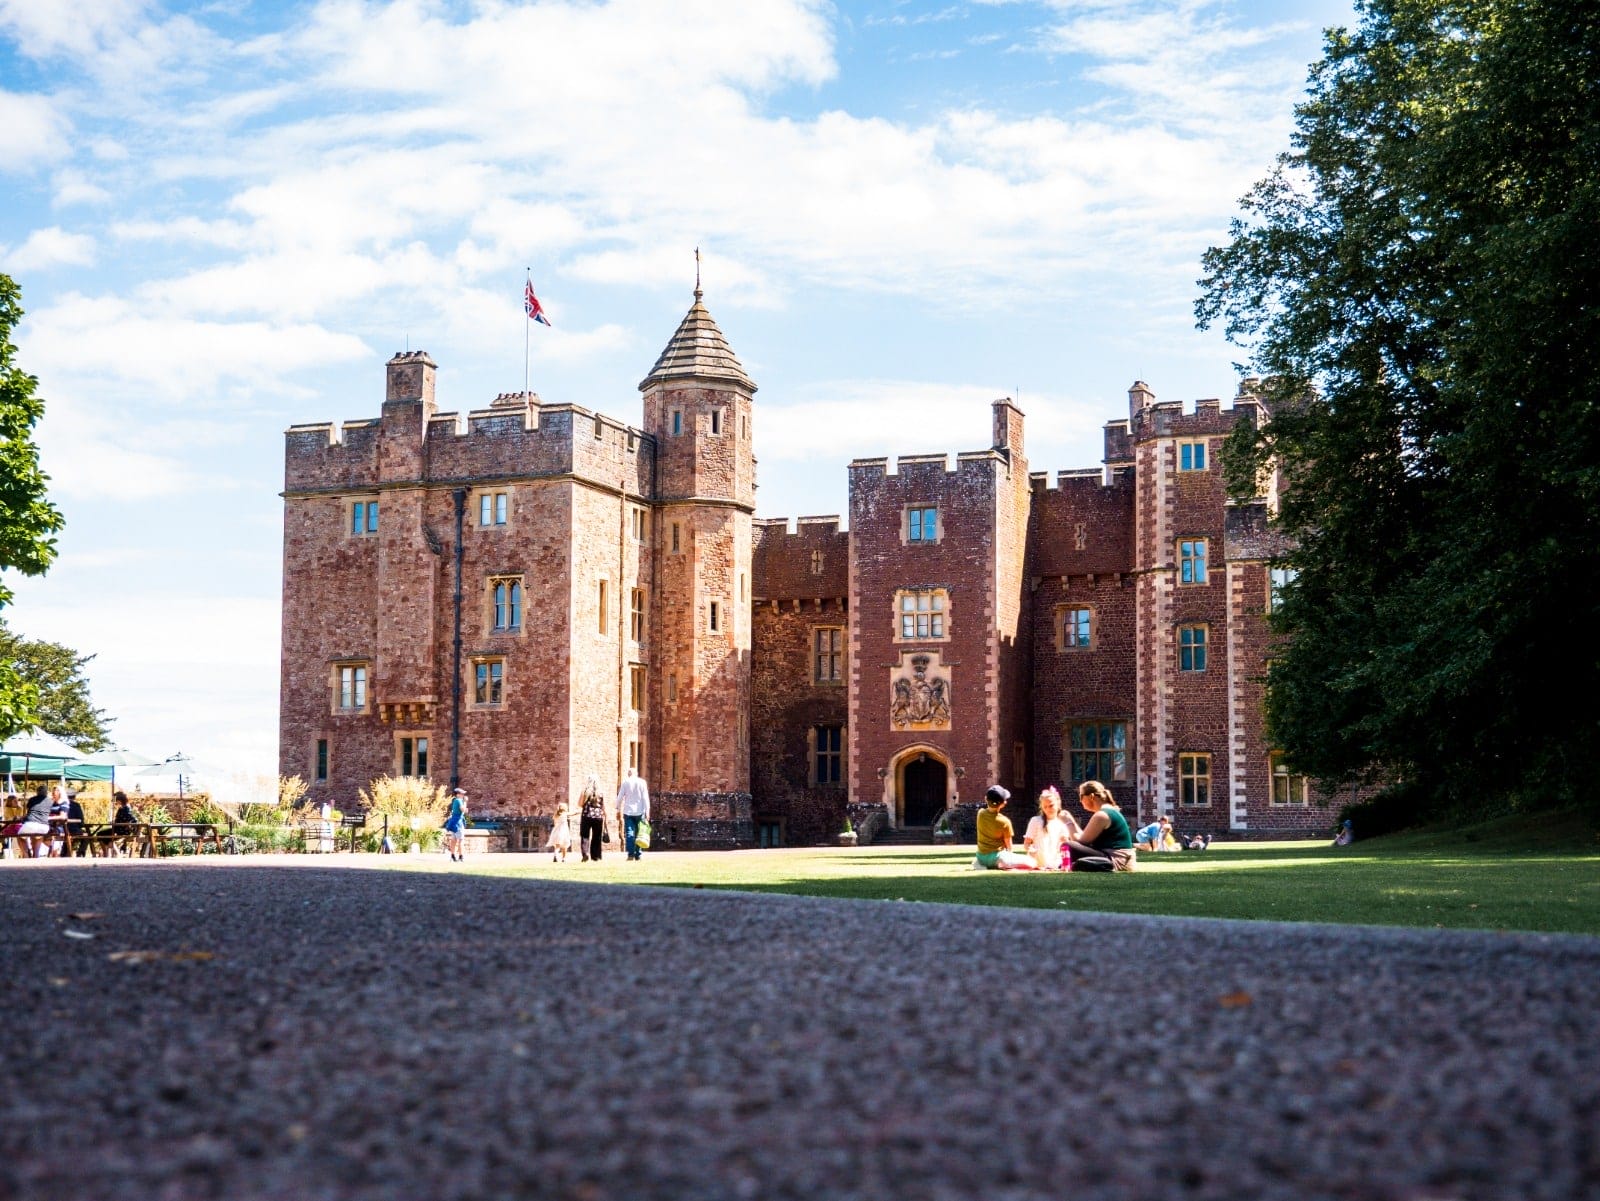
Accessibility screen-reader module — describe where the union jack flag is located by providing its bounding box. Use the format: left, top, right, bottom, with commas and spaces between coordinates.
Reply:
525, 280, 551, 327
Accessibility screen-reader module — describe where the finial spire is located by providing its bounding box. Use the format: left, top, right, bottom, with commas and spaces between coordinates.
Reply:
694, 246, 702, 302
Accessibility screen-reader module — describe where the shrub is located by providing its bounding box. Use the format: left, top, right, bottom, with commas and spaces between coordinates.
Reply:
279, 774, 309, 810
358, 775, 452, 833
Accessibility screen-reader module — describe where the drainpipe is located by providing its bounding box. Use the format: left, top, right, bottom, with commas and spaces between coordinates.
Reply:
450, 487, 466, 790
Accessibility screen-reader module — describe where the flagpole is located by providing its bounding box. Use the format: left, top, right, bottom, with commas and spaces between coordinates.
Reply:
524, 267, 531, 402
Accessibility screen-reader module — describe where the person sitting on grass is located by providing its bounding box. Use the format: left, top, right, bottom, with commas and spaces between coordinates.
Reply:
1183, 832, 1212, 851
1063, 780, 1136, 872
974, 786, 1038, 871
1023, 786, 1075, 870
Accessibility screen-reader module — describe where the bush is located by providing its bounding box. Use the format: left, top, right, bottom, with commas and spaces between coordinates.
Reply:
358, 776, 451, 835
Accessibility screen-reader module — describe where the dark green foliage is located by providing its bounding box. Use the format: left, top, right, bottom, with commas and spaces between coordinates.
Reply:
0, 620, 112, 750
1197, 0, 1600, 818
0, 274, 65, 740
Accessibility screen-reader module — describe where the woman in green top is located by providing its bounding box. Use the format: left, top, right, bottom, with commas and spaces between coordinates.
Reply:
1063, 780, 1137, 871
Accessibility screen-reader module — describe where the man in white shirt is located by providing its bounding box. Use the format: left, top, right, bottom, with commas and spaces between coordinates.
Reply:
616, 767, 650, 860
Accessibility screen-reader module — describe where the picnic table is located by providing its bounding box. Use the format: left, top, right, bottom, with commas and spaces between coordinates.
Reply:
136, 823, 225, 857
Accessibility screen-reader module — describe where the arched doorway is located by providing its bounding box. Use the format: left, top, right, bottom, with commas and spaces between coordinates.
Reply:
901, 754, 949, 827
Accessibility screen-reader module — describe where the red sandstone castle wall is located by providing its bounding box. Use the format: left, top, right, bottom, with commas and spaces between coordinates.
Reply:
848, 452, 1001, 820
1028, 472, 1138, 810
750, 518, 850, 844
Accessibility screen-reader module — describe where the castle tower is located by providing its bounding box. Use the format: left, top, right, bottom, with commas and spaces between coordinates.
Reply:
640, 286, 756, 846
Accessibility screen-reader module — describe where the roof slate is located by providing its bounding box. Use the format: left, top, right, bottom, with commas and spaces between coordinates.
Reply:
639, 292, 756, 393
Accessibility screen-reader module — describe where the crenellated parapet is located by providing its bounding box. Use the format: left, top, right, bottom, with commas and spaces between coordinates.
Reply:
283, 365, 654, 499
753, 514, 849, 600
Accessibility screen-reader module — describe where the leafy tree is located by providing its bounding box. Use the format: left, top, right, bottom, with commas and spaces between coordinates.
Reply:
0, 273, 65, 740
0, 620, 112, 750
1197, 0, 1600, 817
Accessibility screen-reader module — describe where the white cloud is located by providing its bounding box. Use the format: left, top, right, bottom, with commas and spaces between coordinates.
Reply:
2, 226, 97, 271
762, 379, 1107, 465
0, 89, 71, 169
22, 293, 371, 401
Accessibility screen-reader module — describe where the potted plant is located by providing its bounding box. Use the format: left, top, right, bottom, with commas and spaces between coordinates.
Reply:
837, 816, 858, 847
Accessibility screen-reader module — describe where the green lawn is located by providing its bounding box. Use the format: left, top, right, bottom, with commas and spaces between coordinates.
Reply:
458, 810, 1600, 936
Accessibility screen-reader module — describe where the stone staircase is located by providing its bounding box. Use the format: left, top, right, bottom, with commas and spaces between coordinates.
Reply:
870, 825, 936, 846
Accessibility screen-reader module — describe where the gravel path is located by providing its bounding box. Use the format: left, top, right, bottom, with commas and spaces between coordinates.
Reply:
1, 859, 1596, 1201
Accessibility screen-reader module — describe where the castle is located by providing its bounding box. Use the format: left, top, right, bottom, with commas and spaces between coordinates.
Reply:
280, 288, 1334, 846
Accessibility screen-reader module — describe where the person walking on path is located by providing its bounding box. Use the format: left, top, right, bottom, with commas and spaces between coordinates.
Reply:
579, 776, 607, 862
442, 788, 468, 863
617, 767, 650, 861
1063, 780, 1136, 871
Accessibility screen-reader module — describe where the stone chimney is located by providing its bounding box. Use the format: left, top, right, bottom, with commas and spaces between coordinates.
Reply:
386, 351, 437, 407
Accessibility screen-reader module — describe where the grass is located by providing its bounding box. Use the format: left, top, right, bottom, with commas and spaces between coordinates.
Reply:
452, 808, 1600, 936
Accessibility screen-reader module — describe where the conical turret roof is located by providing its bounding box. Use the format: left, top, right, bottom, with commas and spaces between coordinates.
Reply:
639, 290, 756, 393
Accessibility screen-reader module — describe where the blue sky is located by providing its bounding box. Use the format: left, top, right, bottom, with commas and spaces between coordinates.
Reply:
0, 0, 1356, 791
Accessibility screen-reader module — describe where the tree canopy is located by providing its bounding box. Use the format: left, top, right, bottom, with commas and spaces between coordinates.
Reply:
0, 273, 65, 741
1197, 0, 1600, 816
0, 620, 112, 751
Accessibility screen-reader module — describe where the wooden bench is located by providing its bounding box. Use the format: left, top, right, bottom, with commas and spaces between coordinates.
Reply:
139, 823, 225, 857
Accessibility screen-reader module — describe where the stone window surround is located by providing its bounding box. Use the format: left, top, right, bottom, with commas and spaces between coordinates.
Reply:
313, 737, 330, 782
808, 724, 844, 787
1177, 438, 1209, 472
1177, 537, 1210, 585
330, 660, 371, 714
470, 656, 506, 707
893, 587, 951, 643
395, 732, 432, 778
1270, 753, 1310, 806
630, 587, 647, 643
630, 664, 646, 712
1063, 720, 1128, 784
486, 574, 524, 635
1178, 751, 1212, 807
903, 504, 941, 546
1056, 604, 1094, 651
476, 488, 510, 528
348, 495, 379, 537
813, 625, 844, 685
1178, 622, 1208, 672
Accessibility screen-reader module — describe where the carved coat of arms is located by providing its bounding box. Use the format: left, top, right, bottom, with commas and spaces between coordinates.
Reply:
891, 653, 951, 729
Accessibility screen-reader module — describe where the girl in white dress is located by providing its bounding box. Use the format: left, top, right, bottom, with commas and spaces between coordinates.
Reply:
547, 800, 573, 861
1023, 786, 1076, 871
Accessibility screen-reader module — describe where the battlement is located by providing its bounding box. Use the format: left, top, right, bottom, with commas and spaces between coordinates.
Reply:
848, 447, 1006, 481
753, 514, 844, 537
285, 376, 654, 495
1029, 467, 1118, 492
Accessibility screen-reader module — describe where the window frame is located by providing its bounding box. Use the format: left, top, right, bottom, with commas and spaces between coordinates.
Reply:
906, 505, 939, 544
1270, 754, 1309, 806
1178, 752, 1212, 807
1064, 721, 1128, 784
812, 724, 843, 787
478, 490, 509, 527
1178, 623, 1208, 672
1058, 605, 1093, 651
894, 587, 950, 642
349, 498, 379, 537
490, 575, 523, 633
332, 662, 370, 713
314, 738, 329, 782
472, 657, 505, 707
813, 626, 843, 684
1268, 565, 1299, 612
397, 733, 432, 778
1178, 439, 1208, 472
1178, 538, 1209, 585
630, 664, 646, 712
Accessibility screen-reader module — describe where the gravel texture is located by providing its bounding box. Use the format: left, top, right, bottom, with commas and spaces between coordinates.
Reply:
0, 858, 1596, 1201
